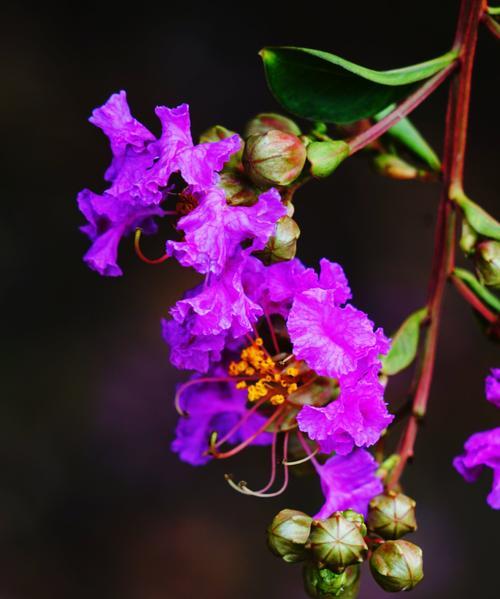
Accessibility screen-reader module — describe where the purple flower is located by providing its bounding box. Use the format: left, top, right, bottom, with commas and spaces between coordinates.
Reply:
485, 368, 500, 408
78, 91, 240, 276
453, 428, 500, 509
172, 372, 272, 465
167, 187, 286, 275
313, 449, 383, 519
288, 289, 385, 380
297, 375, 393, 455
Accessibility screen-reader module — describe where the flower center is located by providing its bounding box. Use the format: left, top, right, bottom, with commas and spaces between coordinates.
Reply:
228, 337, 302, 406
176, 191, 199, 215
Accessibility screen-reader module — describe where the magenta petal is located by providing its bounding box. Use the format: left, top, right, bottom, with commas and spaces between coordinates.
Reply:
485, 368, 500, 408
313, 449, 383, 519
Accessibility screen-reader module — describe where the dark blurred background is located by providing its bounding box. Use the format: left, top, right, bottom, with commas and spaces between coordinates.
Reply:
1, 1, 499, 597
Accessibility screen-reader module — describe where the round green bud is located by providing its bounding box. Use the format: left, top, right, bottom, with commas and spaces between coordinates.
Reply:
367, 491, 417, 540
257, 216, 300, 264
341, 510, 367, 537
307, 140, 349, 178
309, 513, 368, 571
370, 540, 423, 592
243, 130, 307, 188
303, 563, 360, 599
267, 509, 312, 563
475, 240, 500, 289
199, 125, 243, 170
218, 172, 258, 207
244, 113, 301, 138
459, 219, 478, 256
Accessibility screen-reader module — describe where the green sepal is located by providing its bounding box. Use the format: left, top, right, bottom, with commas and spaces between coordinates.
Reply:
454, 194, 500, 241
382, 307, 428, 376
453, 268, 500, 314
374, 105, 441, 171
307, 140, 349, 177
260, 46, 457, 124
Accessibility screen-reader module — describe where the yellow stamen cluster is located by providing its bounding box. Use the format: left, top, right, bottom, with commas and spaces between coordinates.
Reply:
228, 339, 300, 406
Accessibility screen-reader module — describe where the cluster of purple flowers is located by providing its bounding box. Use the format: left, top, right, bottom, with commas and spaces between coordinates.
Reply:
453, 368, 500, 509
78, 92, 394, 518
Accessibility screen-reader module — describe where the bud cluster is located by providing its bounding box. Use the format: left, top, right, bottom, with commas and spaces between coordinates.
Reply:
267, 493, 423, 597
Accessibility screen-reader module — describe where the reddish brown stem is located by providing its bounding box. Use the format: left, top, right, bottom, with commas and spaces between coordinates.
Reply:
450, 273, 498, 322
387, 0, 485, 489
348, 63, 457, 156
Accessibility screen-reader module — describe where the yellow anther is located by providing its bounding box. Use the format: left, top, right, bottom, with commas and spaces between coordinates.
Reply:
286, 367, 299, 377
287, 383, 298, 394
255, 337, 264, 346
270, 394, 285, 405
236, 381, 247, 390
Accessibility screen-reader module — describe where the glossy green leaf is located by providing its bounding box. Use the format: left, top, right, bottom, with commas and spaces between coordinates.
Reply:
453, 268, 500, 313
455, 194, 500, 241
374, 104, 441, 171
382, 307, 428, 376
260, 47, 457, 124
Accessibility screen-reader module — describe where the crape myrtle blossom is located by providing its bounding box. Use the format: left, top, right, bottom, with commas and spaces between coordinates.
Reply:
77, 91, 240, 276
454, 368, 500, 509
166, 253, 392, 514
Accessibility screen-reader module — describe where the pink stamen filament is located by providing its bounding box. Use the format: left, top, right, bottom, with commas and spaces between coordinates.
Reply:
297, 430, 321, 469
263, 309, 280, 355
214, 396, 269, 448
134, 228, 169, 264
283, 445, 319, 466
209, 406, 285, 459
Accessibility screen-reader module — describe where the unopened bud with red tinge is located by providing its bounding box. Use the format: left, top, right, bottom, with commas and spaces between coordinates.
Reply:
244, 113, 301, 138
199, 125, 243, 170
243, 130, 307, 187
367, 492, 417, 540
370, 540, 423, 592
267, 509, 312, 563
257, 216, 300, 264
218, 172, 258, 207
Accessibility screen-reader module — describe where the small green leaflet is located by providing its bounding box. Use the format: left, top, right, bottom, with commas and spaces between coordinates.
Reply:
453, 268, 500, 314
260, 46, 457, 124
454, 194, 500, 241
382, 307, 428, 376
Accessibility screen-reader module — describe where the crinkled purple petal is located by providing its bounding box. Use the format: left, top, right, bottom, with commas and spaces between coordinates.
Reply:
171, 252, 263, 339
172, 372, 272, 465
167, 187, 285, 275
485, 368, 500, 408
318, 258, 352, 305
288, 289, 381, 379
77, 188, 164, 276
297, 376, 393, 455
313, 449, 383, 519
453, 427, 500, 509
162, 318, 227, 374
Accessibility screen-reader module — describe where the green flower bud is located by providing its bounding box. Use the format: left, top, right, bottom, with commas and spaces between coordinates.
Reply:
475, 240, 500, 289
307, 140, 349, 178
341, 510, 367, 537
303, 563, 360, 599
199, 125, 243, 170
373, 154, 419, 180
218, 172, 258, 207
244, 113, 301, 138
267, 509, 312, 563
243, 130, 307, 188
459, 219, 478, 256
367, 491, 417, 540
370, 540, 423, 592
257, 216, 300, 264
309, 513, 368, 571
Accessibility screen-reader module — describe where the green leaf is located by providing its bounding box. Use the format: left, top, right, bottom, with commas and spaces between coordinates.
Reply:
382, 307, 428, 376
454, 194, 500, 241
260, 47, 457, 124
453, 268, 500, 313
374, 104, 441, 171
